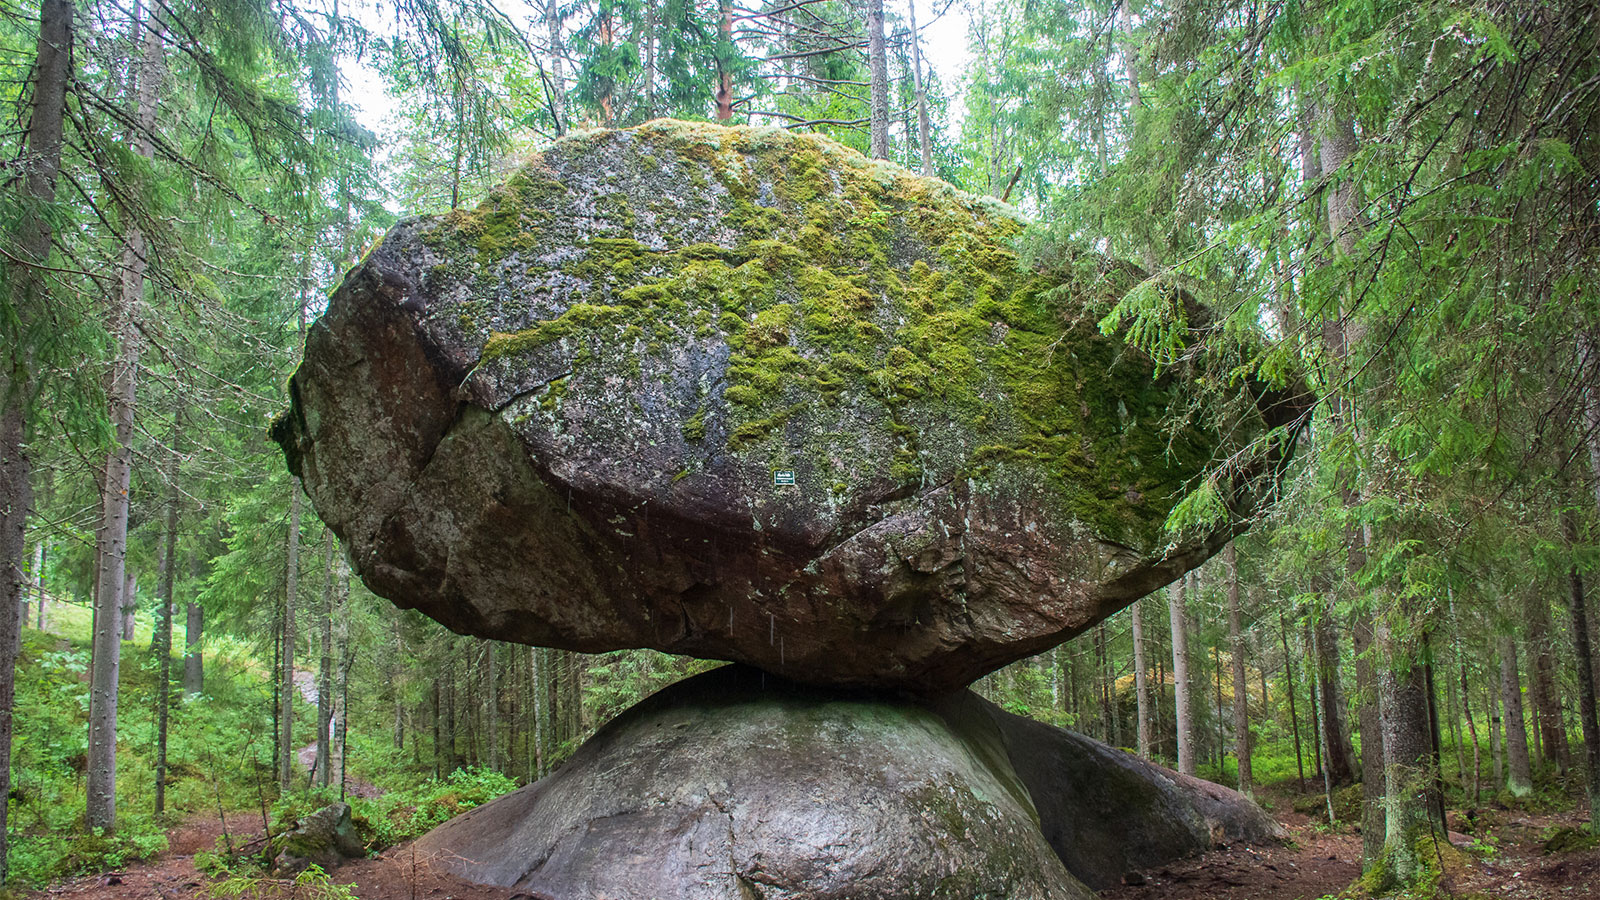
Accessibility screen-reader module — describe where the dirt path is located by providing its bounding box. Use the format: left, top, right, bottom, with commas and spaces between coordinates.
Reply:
27, 814, 519, 900
291, 669, 381, 799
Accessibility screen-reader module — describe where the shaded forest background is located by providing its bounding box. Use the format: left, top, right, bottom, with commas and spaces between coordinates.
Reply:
1, 0, 1597, 895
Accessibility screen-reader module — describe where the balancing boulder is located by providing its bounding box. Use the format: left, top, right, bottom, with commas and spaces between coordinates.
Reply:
273, 120, 1294, 692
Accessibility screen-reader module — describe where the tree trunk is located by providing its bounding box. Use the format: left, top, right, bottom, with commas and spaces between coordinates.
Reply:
432, 677, 442, 779
1132, 598, 1151, 759
1225, 545, 1252, 796
1168, 578, 1196, 776
281, 246, 310, 789
153, 413, 179, 814
1281, 612, 1305, 785
316, 530, 335, 788
1489, 653, 1503, 786
280, 482, 301, 788
641, 2, 656, 119
1375, 617, 1444, 890
1353, 614, 1387, 863
0, 401, 27, 882
1307, 623, 1323, 785
865, 0, 890, 159
532, 647, 545, 777
1563, 510, 1600, 833
34, 542, 46, 630
488, 642, 500, 771
715, 0, 733, 121
183, 601, 203, 694
445, 654, 458, 773
89, 7, 160, 832
121, 572, 137, 641
1312, 602, 1356, 784
545, 0, 565, 129
906, 0, 934, 175
331, 554, 350, 797
1, 3, 72, 864
1097, 624, 1112, 743
1526, 592, 1570, 772
1461, 656, 1481, 805
1500, 637, 1534, 795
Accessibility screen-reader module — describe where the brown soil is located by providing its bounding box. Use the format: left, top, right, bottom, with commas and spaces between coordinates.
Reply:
27, 786, 1600, 899
1103, 785, 1600, 900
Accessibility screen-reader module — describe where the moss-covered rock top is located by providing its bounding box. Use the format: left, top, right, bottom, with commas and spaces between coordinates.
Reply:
275, 119, 1270, 692
424, 120, 1202, 546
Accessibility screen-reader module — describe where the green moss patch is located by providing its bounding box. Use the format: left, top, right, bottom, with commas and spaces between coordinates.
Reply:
408, 120, 1234, 547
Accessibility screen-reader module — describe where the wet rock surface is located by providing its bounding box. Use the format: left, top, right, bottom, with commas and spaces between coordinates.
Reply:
414, 666, 1279, 899
414, 666, 1090, 900
274, 120, 1295, 693
982, 701, 1285, 888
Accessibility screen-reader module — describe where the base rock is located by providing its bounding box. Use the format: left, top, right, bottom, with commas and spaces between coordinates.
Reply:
414, 666, 1278, 898
984, 702, 1284, 888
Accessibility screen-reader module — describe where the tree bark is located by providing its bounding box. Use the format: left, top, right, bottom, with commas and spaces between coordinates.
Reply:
1353, 614, 1387, 862
532, 647, 545, 777
488, 641, 500, 771
1563, 510, 1600, 833
88, 5, 160, 831
316, 530, 334, 788
1489, 652, 1503, 785
1280, 612, 1306, 785
715, 0, 734, 121
1, 11, 73, 856
183, 600, 203, 694
1375, 617, 1444, 889
432, 677, 442, 779
280, 483, 301, 788
153, 412, 179, 814
906, 0, 933, 175
331, 553, 350, 797
545, 0, 565, 130
33, 542, 46, 629
445, 653, 459, 772
865, 0, 890, 159
1500, 637, 1534, 795
1526, 591, 1570, 772
641, 2, 656, 120
281, 245, 310, 789
1133, 598, 1151, 759
1169, 578, 1196, 776
1225, 544, 1252, 796
120, 572, 137, 641
1312, 603, 1356, 784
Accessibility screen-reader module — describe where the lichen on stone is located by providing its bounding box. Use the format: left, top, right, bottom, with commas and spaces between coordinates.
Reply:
398, 119, 1234, 550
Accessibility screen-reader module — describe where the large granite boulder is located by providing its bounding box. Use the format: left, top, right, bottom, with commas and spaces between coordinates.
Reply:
273, 120, 1297, 692
412, 666, 1277, 898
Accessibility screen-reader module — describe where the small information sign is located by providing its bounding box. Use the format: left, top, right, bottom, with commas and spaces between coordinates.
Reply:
773, 470, 796, 486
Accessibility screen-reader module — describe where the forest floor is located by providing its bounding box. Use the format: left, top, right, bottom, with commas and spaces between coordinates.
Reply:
25, 781, 1600, 899
1103, 781, 1600, 900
